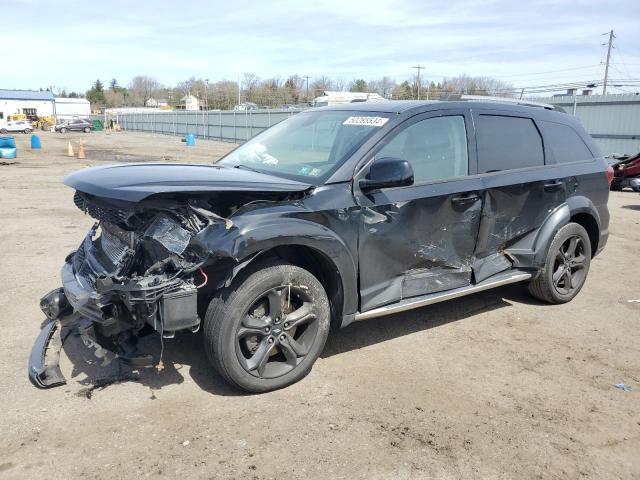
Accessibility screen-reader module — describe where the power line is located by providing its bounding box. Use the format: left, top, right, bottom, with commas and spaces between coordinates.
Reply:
487, 65, 602, 79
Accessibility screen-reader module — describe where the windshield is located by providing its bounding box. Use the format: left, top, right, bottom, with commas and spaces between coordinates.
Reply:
219, 110, 391, 184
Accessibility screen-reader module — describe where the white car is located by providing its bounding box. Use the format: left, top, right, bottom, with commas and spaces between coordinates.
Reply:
0, 120, 34, 134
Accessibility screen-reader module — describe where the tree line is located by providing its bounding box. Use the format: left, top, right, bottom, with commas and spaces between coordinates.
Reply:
72, 73, 514, 110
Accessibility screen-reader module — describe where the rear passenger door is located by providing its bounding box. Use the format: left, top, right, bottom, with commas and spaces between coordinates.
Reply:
471, 110, 566, 281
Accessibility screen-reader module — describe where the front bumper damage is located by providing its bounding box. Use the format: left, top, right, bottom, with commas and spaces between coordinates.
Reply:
29, 318, 68, 388
29, 219, 210, 389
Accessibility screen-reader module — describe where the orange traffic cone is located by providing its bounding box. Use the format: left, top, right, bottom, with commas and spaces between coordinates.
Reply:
77, 141, 85, 160
67, 141, 74, 157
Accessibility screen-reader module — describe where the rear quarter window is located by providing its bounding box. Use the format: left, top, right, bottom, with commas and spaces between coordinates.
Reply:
539, 121, 594, 164
476, 115, 544, 173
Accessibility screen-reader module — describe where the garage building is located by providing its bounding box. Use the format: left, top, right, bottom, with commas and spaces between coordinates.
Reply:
0, 89, 55, 120
54, 97, 91, 120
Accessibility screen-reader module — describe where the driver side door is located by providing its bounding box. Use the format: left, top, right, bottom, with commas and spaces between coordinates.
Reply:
354, 110, 483, 312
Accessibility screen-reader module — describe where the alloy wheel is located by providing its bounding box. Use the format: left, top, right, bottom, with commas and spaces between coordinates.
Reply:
236, 285, 319, 379
551, 235, 587, 295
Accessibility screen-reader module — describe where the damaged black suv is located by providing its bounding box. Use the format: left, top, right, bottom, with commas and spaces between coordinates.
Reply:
30, 99, 611, 393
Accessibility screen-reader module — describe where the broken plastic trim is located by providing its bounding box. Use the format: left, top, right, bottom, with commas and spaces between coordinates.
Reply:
28, 319, 68, 388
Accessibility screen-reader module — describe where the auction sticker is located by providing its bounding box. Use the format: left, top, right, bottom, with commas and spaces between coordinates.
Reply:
343, 116, 389, 127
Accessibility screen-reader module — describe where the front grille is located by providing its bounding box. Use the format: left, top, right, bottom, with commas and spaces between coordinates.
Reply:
74, 191, 134, 227
73, 240, 97, 289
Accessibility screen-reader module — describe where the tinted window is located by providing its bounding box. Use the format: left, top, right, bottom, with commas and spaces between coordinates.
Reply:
476, 115, 544, 172
539, 121, 594, 163
376, 115, 468, 183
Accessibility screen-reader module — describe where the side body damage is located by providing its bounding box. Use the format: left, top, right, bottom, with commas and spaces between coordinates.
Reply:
30, 166, 360, 387
29, 101, 610, 389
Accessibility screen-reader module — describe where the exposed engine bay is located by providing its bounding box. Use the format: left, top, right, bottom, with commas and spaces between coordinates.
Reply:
31, 186, 307, 388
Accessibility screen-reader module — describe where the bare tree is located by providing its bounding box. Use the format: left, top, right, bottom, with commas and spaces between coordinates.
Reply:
242, 73, 260, 102
284, 75, 304, 102
441, 74, 514, 97
209, 80, 239, 110
128, 75, 161, 106
367, 76, 396, 97
333, 77, 348, 92
310, 76, 333, 97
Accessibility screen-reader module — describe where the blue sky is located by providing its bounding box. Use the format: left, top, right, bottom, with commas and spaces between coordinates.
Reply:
3, 0, 640, 94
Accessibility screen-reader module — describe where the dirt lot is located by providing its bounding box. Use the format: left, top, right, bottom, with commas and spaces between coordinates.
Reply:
0, 131, 638, 479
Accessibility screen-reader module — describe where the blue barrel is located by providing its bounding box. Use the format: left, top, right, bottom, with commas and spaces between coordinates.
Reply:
0, 136, 17, 159
185, 133, 195, 146
31, 134, 42, 149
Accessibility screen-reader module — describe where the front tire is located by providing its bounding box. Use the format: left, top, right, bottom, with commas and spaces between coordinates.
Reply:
528, 222, 591, 304
0, 128, 6, 134
84, 127, 91, 133
24, 128, 32, 134
203, 260, 330, 393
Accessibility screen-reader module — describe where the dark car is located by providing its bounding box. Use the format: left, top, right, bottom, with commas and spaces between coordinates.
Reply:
30, 100, 611, 393
55, 118, 93, 133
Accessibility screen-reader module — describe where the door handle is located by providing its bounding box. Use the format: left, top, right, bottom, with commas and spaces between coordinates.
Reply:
544, 181, 564, 192
451, 193, 480, 205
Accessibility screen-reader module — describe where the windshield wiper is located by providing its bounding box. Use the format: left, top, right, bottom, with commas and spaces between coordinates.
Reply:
232, 164, 262, 173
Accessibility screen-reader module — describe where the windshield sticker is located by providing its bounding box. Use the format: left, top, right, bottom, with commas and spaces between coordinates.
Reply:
298, 166, 311, 175
343, 116, 389, 127
308, 168, 322, 177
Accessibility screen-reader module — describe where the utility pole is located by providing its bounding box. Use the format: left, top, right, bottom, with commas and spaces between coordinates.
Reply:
412, 65, 425, 100
303, 76, 312, 101
602, 29, 615, 96
204, 78, 209, 110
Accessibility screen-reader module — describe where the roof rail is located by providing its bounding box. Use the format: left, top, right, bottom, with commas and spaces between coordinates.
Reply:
442, 94, 565, 112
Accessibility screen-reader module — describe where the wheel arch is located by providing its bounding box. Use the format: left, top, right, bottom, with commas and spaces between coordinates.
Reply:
196, 219, 358, 328
506, 196, 602, 268
570, 211, 599, 257
248, 244, 346, 329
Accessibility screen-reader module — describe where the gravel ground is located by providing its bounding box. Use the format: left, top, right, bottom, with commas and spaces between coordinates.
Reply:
0, 131, 638, 480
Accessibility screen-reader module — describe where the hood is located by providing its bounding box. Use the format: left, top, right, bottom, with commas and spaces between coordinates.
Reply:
64, 163, 312, 202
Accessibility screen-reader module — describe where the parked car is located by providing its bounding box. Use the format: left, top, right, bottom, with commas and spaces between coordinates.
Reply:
30, 99, 611, 393
607, 152, 640, 192
54, 119, 93, 133
0, 120, 34, 134
234, 102, 258, 111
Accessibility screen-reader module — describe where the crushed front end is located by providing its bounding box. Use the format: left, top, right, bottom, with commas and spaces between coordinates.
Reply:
29, 191, 230, 388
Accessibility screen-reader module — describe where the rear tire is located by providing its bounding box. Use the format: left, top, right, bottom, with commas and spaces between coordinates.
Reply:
24, 128, 32, 134
203, 259, 330, 393
528, 222, 591, 304
83, 127, 91, 133
0, 128, 6, 134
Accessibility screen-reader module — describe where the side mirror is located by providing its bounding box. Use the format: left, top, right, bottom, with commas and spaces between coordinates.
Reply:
359, 157, 414, 192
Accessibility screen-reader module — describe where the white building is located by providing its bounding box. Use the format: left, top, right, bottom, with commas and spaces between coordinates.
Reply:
180, 94, 200, 111
146, 97, 169, 108
54, 97, 91, 120
0, 89, 55, 121
312, 91, 386, 107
